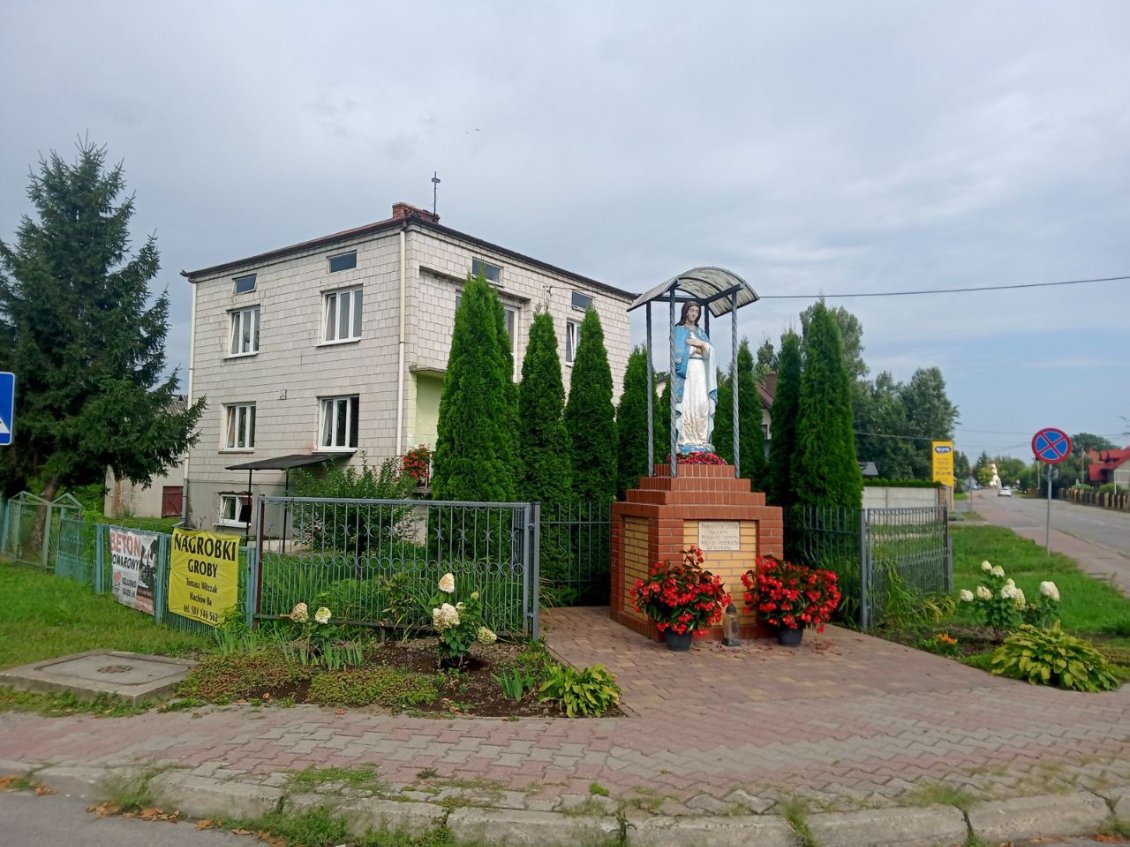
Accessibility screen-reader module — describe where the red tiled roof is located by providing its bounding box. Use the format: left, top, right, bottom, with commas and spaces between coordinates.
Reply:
1086, 447, 1130, 483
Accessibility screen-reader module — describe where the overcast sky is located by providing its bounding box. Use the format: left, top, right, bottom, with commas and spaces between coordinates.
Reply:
2, 1, 1128, 462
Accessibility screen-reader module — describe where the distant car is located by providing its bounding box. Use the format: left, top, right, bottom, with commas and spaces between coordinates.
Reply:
998, 486, 1012, 497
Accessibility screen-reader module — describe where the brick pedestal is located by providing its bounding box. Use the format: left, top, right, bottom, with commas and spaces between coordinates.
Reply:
610, 463, 784, 641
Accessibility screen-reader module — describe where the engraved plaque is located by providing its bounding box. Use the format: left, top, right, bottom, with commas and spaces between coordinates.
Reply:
697, 521, 741, 551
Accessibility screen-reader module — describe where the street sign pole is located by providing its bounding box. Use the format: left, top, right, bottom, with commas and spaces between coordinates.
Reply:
1031, 427, 1071, 557
1046, 465, 1052, 554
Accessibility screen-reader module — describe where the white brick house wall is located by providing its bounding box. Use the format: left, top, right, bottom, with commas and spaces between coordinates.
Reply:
183, 204, 635, 531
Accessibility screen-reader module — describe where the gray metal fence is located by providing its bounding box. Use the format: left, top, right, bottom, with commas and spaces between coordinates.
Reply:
787, 505, 950, 630
1, 492, 83, 567
540, 501, 611, 605
255, 495, 541, 637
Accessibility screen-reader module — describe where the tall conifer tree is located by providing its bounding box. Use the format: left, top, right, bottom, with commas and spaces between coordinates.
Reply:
517, 311, 571, 504
795, 302, 862, 507
735, 340, 767, 488
616, 347, 653, 497
0, 142, 203, 498
564, 308, 617, 503
766, 331, 802, 508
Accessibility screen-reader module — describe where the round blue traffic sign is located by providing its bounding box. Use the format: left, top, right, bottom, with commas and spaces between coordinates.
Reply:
1031, 427, 1072, 464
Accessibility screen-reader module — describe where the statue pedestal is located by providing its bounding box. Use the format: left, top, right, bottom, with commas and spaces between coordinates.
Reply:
610, 464, 784, 641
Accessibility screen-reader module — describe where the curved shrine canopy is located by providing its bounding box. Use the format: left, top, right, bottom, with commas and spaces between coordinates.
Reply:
628, 266, 759, 318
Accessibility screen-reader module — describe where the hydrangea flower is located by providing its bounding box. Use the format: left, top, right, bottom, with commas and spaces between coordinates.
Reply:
991, 565, 1005, 578
476, 626, 497, 645
432, 602, 460, 632
1040, 581, 1060, 602
438, 573, 455, 594
314, 607, 332, 625
976, 586, 992, 601
959, 589, 974, 602
981, 561, 993, 573
290, 602, 309, 623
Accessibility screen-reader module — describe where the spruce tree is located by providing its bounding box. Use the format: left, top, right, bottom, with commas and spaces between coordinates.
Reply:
735, 340, 767, 488
0, 142, 204, 498
616, 347, 652, 497
432, 274, 516, 502
766, 331, 802, 508
517, 311, 571, 505
795, 302, 863, 507
564, 308, 617, 503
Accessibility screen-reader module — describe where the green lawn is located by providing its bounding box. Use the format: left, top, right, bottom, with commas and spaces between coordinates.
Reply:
0, 560, 212, 669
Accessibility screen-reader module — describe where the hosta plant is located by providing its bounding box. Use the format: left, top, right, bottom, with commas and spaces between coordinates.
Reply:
991, 623, 1120, 692
538, 663, 621, 718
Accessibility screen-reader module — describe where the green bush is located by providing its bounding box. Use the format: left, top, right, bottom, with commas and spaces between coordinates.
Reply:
178, 651, 310, 701
306, 666, 441, 708
538, 663, 621, 717
991, 623, 1121, 692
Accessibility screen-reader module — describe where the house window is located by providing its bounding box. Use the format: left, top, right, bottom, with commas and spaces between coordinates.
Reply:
233, 274, 256, 294
566, 320, 581, 365
323, 287, 363, 342
471, 258, 502, 285
329, 251, 357, 273
223, 403, 256, 450
229, 306, 260, 355
219, 494, 251, 527
571, 290, 593, 311
320, 396, 359, 449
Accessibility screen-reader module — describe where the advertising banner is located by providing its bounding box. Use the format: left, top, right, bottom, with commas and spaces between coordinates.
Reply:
932, 440, 955, 487
109, 527, 159, 615
168, 528, 239, 626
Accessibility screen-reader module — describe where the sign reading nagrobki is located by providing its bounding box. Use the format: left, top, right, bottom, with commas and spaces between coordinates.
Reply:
168, 528, 239, 626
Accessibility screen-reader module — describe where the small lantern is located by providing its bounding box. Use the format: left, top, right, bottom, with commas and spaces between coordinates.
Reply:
722, 601, 741, 647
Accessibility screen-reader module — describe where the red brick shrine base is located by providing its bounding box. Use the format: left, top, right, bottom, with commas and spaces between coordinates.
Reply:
610, 463, 784, 641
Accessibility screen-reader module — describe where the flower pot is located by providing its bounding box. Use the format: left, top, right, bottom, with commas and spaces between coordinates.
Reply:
664, 630, 694, 652
776, 626, 803, 647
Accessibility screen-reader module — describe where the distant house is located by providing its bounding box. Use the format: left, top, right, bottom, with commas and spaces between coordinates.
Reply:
103, 396, 187, 520
1087, 448, 1130, 488
181, 202, 636, 531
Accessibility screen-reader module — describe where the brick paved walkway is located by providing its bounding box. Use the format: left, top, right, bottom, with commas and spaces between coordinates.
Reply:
2, 605, 1129, 815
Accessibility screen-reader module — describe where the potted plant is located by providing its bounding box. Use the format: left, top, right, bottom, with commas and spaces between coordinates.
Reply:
632, 545, 731, 651
741, 556, 841, 647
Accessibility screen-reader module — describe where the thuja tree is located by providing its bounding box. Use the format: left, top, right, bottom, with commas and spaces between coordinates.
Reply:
713, 371, 734, 464
766, 330, 802, 509
735, 340, 767, 488
564, 308, 617, 503
616, 346, 653, 497
432, 274, 517, 502
0, 142, 204, 498
517, 311, 572, 505
795, 302, 862, 508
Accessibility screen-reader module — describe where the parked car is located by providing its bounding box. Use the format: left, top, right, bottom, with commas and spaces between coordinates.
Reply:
998, 486, 1013, 497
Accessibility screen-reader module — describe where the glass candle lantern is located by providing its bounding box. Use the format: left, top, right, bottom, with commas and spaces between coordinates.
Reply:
722, 601, 741, 647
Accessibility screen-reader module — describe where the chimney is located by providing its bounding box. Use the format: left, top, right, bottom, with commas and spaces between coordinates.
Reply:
391, 202, 440, 224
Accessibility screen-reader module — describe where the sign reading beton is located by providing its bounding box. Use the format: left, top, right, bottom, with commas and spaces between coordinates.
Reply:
698, 521, 741, 552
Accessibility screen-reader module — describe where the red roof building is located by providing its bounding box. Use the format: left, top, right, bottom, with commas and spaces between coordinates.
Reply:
1086, 447, 1130, 485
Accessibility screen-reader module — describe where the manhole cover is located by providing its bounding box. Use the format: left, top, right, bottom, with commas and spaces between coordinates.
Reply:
97, 664, 136, 674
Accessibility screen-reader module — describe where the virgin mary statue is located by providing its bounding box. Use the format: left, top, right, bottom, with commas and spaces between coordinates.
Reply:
672, 300, 717, 452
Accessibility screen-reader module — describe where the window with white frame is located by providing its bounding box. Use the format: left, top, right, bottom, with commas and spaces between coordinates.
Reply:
223, 403, 256, 449
571, 290, 593, 311
471, 258, 502, 285
565, 319, 581, 365
219, 494, 251, 526
228, 306, 260, 355
320, 395, 359, 449
329, 251, 357, 273
323, 287, 363, 343
233, 273, 256, 294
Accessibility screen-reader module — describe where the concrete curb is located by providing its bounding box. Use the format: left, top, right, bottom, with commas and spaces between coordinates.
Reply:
11, 764, 1130, 847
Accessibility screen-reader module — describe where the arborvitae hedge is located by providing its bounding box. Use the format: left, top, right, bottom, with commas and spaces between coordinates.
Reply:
564, 308, 617, 503
616, 347, 653, 497
431, 275, 517, 502
735, 340, 767, 489
518, 312, 572, 505
766, 331, 802, 509
795, 302, 863, 508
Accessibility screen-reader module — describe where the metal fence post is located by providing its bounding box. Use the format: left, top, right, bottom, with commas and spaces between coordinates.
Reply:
944, 508, 953, 593
859, 508, 871, 631
154, 533, 168, 624
40, 503, 53, 569
94, 524, 104, 594
530, 502, 541, 640
244, 544, 258, 629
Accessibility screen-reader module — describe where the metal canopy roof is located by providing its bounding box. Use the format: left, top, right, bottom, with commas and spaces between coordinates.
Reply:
627, 266, 759, 318
224, 453, 349, 472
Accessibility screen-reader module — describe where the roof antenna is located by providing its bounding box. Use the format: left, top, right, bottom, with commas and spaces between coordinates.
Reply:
431, 171, 441, 216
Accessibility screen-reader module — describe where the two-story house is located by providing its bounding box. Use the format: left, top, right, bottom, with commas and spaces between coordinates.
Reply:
181, 203, 635, 531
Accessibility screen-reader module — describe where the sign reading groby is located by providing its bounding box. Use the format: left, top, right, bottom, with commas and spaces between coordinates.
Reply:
0, 371, 14, 446
168, 528, 239, 626
931, 441, 955, 487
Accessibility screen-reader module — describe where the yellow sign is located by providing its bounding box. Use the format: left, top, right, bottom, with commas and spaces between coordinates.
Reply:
932, 441, 955, 487
168, 528, 239, 626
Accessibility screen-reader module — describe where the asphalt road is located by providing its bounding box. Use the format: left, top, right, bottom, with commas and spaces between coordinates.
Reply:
0, 791, 256, 847
969, 488, 1130, 558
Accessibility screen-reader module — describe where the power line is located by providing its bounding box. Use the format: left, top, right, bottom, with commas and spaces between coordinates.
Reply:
760, 274, 1130, 300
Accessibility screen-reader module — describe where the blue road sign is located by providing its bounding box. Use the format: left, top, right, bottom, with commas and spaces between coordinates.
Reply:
1031, 427, 1071, 464
0, 371, 13, 446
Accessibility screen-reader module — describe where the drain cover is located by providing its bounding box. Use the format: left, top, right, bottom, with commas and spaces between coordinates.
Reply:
98, 664, 136, 674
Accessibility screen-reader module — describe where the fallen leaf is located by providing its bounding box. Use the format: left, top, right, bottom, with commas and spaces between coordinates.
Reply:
196, 819, 214, 830
0, 776, 17, 790
138, 806, 163, 820
335, 709, 345, 716
34, 784, 54, 796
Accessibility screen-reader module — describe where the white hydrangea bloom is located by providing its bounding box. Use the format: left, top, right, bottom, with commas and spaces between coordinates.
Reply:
1000, 585, 1016, 600
991, 565, 1005, 578
290, 602, 309, 623
476, 626, 497, 645
1040, 581, 1060, 602
470, 591, 480, 601
432, 607, 445, 631
1004, 578, 1016, 589
976, 586, 992, 601
1012, 588, 1026, 609
959, 589, 974, 603
440, 603, 460, 628
981, 561, 993, 573
314, 607, 332, 625
438, 573, 455, 594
